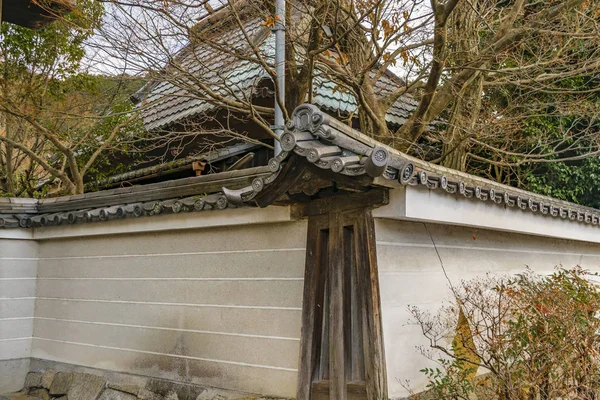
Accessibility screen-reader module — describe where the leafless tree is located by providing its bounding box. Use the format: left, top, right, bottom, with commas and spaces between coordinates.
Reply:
6, 0, 597, 196
95, 0, 600, 180
0, 0, 147, 196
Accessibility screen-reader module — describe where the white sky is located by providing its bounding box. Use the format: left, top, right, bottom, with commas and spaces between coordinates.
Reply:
82, 0, 432, 82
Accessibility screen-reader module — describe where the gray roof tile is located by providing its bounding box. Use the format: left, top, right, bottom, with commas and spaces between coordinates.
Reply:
136, 14, 418, 131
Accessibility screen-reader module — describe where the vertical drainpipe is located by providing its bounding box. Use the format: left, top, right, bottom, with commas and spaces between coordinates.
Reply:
272, 0, 285, 155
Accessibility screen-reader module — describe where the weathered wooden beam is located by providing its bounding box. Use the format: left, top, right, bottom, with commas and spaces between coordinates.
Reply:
38, 167, 270, 214
329, 211, 346, 400
253, 155, 309, 207
311, 381, 367, 398
297, 200, 387, 400
226, 153, 255, 171
297, 215, 328, 400
357, 210, 388, 400
292, 189, 388, 218
192, 161, 206, 176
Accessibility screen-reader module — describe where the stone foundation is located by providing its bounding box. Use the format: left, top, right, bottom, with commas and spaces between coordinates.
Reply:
1, 360, 290, 400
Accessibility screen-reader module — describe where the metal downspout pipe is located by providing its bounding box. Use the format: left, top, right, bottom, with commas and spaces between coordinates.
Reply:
273, 0, 285, 155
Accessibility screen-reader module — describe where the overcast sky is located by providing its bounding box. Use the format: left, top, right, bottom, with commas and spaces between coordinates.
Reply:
82, 0, 431, 83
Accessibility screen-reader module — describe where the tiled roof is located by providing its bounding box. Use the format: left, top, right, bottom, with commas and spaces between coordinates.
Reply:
312, 72, 419, 127
223, 104, 600, 226
2, 104, 600, 230
136, 12, 418, 131
0, 167, 270, 229
138, 15, 271, 131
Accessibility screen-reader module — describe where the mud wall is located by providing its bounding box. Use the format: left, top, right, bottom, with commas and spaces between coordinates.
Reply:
0, 233, 37, 392
32, 218, 307, 398
375, 218, 600, 399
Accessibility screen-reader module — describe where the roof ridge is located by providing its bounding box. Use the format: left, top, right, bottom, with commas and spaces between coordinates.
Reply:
188, 0, 251, 39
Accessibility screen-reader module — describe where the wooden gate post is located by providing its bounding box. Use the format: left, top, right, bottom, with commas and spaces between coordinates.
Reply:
296, 191, 388, 400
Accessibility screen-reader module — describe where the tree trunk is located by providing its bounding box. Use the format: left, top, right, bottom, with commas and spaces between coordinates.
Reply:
4, 142, 15, 195
284, 0, 324, 115
1, 117, 16, 195
0, 138, 7, 194
358, 105, 388, 140
358, 107, 377, 136
286, 70, 312, 114
441, 73, 483, 171
71, 171, 84, 195
324, 3, 390, 142
357, 83, 389, 141
440, 0, 484, 172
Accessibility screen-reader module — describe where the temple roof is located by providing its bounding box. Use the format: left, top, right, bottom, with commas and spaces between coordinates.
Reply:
134, 7, 418, 131
2, 104, 600, 231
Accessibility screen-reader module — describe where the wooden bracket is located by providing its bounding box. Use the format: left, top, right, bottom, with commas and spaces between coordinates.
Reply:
292, 189, 389, 218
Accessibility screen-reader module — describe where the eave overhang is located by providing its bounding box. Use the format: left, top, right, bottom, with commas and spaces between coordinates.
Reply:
89, 142, 262, 191
221, 104, 600, 227
1, 0, 75, 29
3, 104, 600, 234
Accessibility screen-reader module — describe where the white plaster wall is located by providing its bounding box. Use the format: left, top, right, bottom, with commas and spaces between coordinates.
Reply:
0, 234, 38, 392
375, 218, 600, 399
32, 216, 307, 398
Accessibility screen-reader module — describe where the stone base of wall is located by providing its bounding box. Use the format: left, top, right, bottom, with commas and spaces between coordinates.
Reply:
1, 359, 290, 400
0, 359, 30, 394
